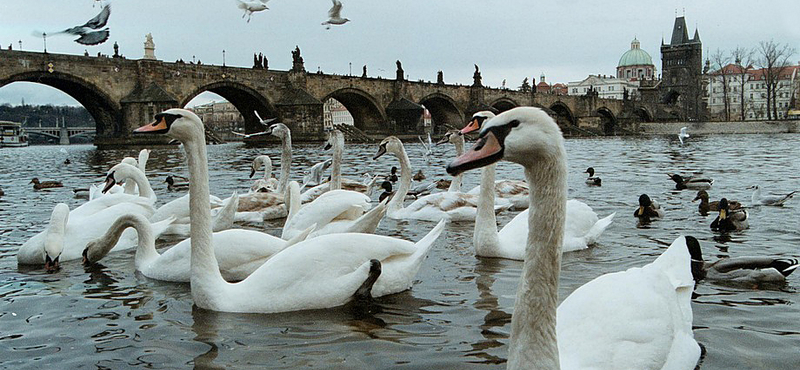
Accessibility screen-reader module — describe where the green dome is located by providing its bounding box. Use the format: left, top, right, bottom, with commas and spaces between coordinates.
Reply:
618, 38, 653, 67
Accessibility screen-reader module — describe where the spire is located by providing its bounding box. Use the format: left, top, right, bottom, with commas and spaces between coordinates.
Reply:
693, 28, 700, 42
670, 16, 689, 45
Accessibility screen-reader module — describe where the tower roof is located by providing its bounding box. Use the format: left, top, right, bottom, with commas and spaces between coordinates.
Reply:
618, 38, 654, 67
670, 16, 690, 45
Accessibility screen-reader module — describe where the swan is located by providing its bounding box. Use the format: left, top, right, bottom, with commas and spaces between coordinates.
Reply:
281, 130, 387, 239
300, 130, 375, 203
69, 162, 157, 220
747, 184, 795, 206
686, 236, 798, 283
583, 167, 602, 186
18, 202, 173, 271
634, 193, 664, 223
710, 198, 748, 231
249, 155, 279, 193
473, 163, 614, 259
668, 173, 713, 190
678, 126, 689, 145
299, 158, 332, 191
446, 106, 700, 370
436, 129, 466, 192
30, 178, 63, 189
374, 135, 510, 222
160, 191, 239, 237
122, 149, 150, 195
461, 111, 530, 209
692, 190, 741, 215
132, 108, 448, 313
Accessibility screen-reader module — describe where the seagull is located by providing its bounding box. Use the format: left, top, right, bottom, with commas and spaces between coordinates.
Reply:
678, 126, 689, 145
300, 159, 334, 190
418, 133, 433, 161
748, 185, 796, 206
48, 3, 111, 45
322, 0, 350, 29
231, 111, 278, 139
237, 0, 269, 23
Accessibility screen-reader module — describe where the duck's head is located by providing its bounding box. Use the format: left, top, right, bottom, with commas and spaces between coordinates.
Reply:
585, 167, 595, 177
374, 136, 403, 160
718, 198, 730, 219
461, 111, 496, 135
747, 185, 759, 190
447, 107, 562, 175
635, 194, 652, 217
30, 178, 40, 184
693, 190, 709, 202
134, 108, 203, 144
250, 155, 272, 178
668, 173, 684, 183
381, 180, 392, 192
165, 175, 175, 186
44, 203, 69, 273
102, 163, 139, 194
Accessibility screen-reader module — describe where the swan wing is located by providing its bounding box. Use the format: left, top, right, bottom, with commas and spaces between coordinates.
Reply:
282, 190, 370, 239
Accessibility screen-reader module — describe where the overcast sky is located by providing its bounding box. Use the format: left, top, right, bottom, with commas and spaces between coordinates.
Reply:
1, 0, 799, 107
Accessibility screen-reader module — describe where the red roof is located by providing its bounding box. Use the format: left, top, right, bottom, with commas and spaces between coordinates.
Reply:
711, 63, 799, 81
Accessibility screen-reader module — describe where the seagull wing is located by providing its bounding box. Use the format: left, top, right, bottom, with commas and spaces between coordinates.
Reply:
75, 29, 109, 45
329, 0, 343, 18
83, 4, 111, 29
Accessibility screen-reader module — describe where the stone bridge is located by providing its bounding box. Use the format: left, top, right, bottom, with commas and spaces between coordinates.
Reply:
0, 48, 674, 146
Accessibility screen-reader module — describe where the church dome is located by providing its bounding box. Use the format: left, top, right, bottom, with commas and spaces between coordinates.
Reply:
618, 38, 653, 67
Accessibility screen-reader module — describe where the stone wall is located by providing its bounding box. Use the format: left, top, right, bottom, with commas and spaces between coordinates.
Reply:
639, 120, 800, 135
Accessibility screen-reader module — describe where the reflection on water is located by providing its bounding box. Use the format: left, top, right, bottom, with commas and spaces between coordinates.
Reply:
1, 134, 800, 369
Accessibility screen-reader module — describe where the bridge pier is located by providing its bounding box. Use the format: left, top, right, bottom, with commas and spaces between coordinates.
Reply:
59, 127, 70, 145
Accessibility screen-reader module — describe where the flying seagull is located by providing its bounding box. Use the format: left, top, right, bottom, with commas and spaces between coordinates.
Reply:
322, 0, 350, 29
39, 3, 111, 45
678, 126, 689, 145
231, 111, 279, 139
237, 0, 269, 23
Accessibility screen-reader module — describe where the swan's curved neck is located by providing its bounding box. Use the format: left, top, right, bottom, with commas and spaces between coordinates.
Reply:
278, 132, 292, 193
474, 164, 500, 254
123, 166, 156, 201
184, 127, 227, 305
330, 137, 343, 190
507, 149, 567, 370
285, 181, 301, 223
447, 137, 465, 192
261, 158, 273, 182
104, 215, 159, 268
389, 145, 413, 213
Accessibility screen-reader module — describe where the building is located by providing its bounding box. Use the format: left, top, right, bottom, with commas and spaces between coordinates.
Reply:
617, 38, 656, 81
190, 101, 244, 136
567, 74, 638, 100
323, 99, 354, 129
707, 63, 800, 120
534, 74, 568, 96
660, 16, 705, 120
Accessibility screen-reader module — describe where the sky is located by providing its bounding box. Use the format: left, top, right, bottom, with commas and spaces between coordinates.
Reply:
1, 0, 799, 107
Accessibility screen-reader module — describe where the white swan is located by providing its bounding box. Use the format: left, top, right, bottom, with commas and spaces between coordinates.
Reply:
473, 163, 614, 259
374, 135, 510, 221
132, 108, 447, 313
249, 155, 279, 193
123, 149, 151, 194
300, 130, 375, 202
748, 184, 795, 206
160, 191, 239, 237
70, 162, 157, 220
300, 158, 333, 191
18, 201, 172, 271
446, 106, 699, 370
281, 131, 387, 239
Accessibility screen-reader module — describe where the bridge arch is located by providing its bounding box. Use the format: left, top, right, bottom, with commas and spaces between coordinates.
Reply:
182, 81, 278, 135
597, 107, 616, 135
323, 88, 386, 132
490, 98, 518, 113
419, 93, 463, 134
633, 107, 653, 122
548, 102, 576, 131
0, 71, 119, 137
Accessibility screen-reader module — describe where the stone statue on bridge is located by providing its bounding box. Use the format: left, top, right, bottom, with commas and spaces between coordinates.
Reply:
437, 71, 444, 84
143, 33, 156, 60
291, 46, 304, 72
362, 65, 367, 78
113, 42, 119, 58
396, 60, 404, 81
472, 64, 482, 87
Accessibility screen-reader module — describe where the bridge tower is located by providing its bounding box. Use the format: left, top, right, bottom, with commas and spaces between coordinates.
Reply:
660, 16, 706, 120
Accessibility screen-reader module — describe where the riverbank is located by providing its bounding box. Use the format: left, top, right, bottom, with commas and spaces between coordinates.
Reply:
638, 119, 800, 135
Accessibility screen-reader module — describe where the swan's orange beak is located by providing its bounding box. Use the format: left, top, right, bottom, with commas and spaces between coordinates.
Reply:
447, 131, 502, 175
134, 116, 169, 133
460, 118, 481, 134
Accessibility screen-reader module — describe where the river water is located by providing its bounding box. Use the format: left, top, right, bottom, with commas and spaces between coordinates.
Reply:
1, 134, 798, 369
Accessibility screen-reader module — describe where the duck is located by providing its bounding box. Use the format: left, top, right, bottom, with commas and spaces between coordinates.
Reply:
387, 166, 399, 183
434, 179, 451, 189
634, 193, 664, 223
0, 186, 4, 196
748, 184, 795, 206
412, 169, 426, 181
165, 175, 190, 191
132, 108, 448, 313
446, 106, 700, 370
374, 135, 510, 222
668, 173, 713, 190
378, 180, 393, 202
249, 155, 279, 193
678, 126, 690, 145
711, 198, 748, 231
379, 180, 434, 202
280, 130, 388, 240
584, 167, 602, 186
685, 235, 798, 283
82, 190, 315, 283
30, 178, 63, 190
461, 111, 530, 209
17, 202, 173, 272
693, 189, 742, 215
471, 162, 615, 259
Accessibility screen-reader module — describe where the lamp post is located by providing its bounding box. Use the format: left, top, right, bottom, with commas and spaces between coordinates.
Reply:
42, 32, 47, 53
18, 40, 22, 50
349, 62, 352, 76
222, 50, 226, 67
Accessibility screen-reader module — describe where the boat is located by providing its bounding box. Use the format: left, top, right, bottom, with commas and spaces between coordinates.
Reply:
0, 121, 29, 147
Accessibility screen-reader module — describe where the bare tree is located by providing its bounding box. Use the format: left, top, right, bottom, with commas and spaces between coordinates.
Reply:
710, 49, 733, 121
756, 40, 796, 120
730, 47, 754, 120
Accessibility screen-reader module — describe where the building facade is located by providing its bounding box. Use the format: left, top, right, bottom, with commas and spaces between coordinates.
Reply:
190, 101, 244, 136
567, 74, 638, 100
660, 16, 705, 120
617, 38, 656, 81
707, 64, 800, 120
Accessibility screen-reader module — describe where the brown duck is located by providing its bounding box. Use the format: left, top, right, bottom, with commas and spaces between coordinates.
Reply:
693, 190, 741, 215
30, 178, 63, 190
